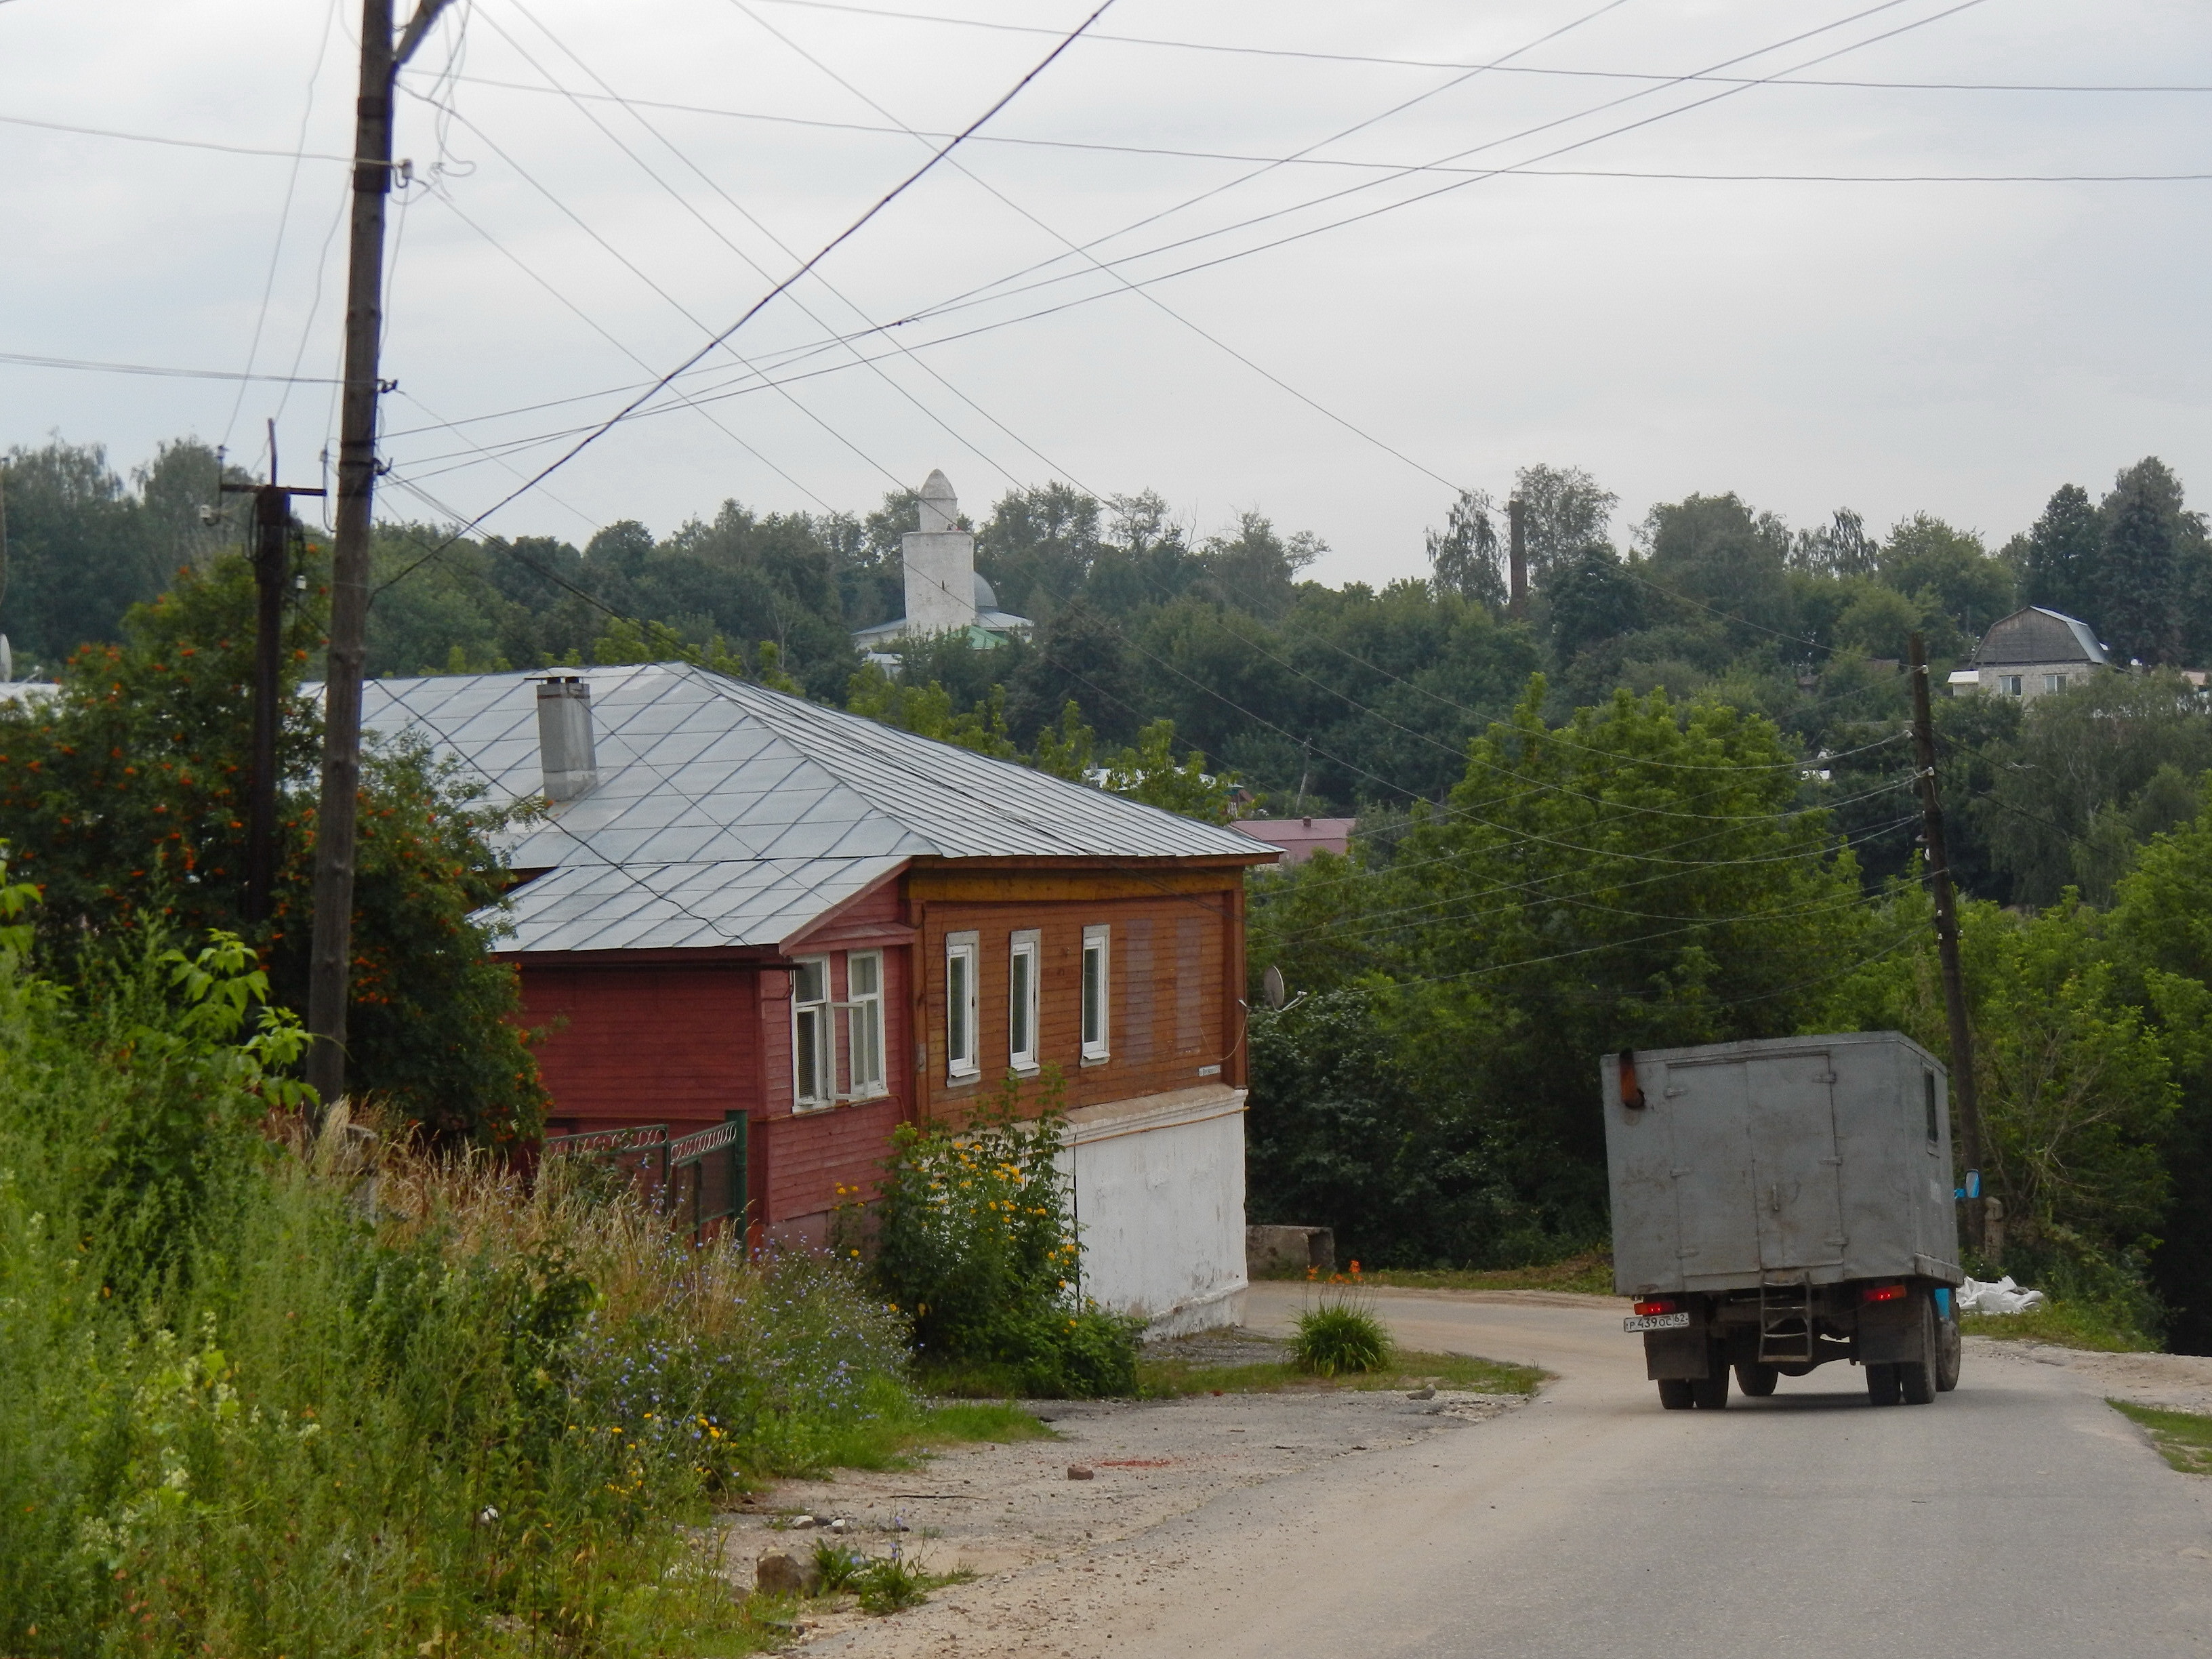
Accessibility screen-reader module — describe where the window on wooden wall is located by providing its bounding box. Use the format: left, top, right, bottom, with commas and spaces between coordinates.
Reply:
792, 956, 832, 1111
1008, 929, 1041, 1072
945, 932, 979, 1082
845, 950, 885, 1097
1080, 924, 1110, 1063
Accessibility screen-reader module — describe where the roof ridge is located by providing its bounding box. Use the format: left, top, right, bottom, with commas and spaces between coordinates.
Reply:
680, 661, 1261, 858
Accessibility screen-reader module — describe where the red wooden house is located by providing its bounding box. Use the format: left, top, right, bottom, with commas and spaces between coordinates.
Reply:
361, 663, 1275, 1334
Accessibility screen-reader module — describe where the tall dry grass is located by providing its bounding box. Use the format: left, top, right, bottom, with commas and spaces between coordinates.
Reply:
0, 949, 912, 1658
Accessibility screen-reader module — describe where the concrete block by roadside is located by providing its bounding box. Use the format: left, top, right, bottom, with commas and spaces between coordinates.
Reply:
1248, 1225, 1334, 1279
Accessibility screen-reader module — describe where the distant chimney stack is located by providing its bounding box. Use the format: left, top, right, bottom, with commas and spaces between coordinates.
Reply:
535, 676, 598, 801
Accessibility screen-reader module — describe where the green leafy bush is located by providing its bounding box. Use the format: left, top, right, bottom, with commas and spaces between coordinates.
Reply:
0, 554, 547, 1144
869, 1071, 1141, 1396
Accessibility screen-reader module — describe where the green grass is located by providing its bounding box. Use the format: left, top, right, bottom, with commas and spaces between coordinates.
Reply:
1348, 1248, 1618, 1297
1961, 1300, 2159, 1353
800, 1398, 1056, 1472
1139, 1345, 1543, 1399
2109, 1401, 2212, 1473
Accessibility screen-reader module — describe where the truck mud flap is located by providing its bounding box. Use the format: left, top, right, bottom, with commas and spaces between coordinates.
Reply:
1856, 1289, 1924, 1365
1644, 1326, 1713, 1380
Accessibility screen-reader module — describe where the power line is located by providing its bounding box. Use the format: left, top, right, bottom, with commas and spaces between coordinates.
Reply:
743, 0, 2209, 95
394, 0, 2000, 516
422, 99, 916, 498
0, 350, 344, 384
474, 0, 1045, 494
1294, 839, 1920, 962
423, 71, 2212, 184
0, 108, 382, 163
719, 0, 1634, 497
776, 0, 1994, 397
370, 7, 1957, 846
1258, 804, 1921, 947
407, 171, 844, 512
1248, 771, 1921, 912
818, 0, 1949, 344
222, 0, 344, 451
376, 0, 1116, 577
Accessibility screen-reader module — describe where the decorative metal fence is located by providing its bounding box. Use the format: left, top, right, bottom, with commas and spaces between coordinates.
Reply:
541, 1116, 748, 1240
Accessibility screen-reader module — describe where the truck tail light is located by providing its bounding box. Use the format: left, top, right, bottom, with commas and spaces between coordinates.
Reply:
1633, 1298, 1678, 1317
1862, 1283, 1907, 1305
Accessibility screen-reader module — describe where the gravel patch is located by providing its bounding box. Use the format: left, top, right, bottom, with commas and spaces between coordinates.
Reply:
714, 1377, 1530, 1652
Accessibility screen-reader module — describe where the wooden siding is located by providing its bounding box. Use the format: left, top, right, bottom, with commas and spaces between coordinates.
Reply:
521, 963, 758, 1135
520, 859, 1250, 1237
905, 868, 1246, 1123
762, 1094, 903, 1222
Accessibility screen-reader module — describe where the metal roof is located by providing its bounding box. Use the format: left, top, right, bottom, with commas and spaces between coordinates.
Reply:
359, 663, 1267, 956
1973, 606, 2111, 668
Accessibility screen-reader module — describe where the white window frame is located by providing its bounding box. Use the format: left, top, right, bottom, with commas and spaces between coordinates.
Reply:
2044, 672, 2067, 694
945, 932, 980, 1083
1999, 674, 2023, 696
791, 956, 832, 1112
1008, 929, 1042, 1073
1080, 924, 1111, 1063
841, 949, 886, 1099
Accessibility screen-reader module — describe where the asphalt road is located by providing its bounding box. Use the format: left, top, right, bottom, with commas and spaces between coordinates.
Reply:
1090, 1284, 2212, 1659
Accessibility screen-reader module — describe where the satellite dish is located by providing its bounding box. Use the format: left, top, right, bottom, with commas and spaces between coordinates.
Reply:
1262, 964, 1286, 1011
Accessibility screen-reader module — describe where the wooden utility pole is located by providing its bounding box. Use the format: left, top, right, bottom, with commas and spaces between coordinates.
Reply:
1908, 632, 1986, 1253
1507, 493, 1528, 616
305, 0, 452, 1105
221, 424, 323, 924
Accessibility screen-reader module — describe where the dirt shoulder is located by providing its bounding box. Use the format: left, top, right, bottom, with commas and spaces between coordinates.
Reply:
1965, 1332, 2212, 1413
716, 1338, 1531, 1653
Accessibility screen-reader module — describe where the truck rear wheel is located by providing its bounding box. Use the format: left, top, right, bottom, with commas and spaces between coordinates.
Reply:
1866, 1362, 1902, 1406
1735, 1361, 1779, 1397
1936, 1300, 1962, 1392
1658, 1378, 1694, 1410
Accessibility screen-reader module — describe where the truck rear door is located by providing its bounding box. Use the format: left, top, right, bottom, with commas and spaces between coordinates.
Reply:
1663, 1061, 1761, 1279
1744, 1050, 1847, 1269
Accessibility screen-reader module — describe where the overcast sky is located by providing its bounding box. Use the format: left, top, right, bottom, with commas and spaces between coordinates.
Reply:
3, 0, 2208, 586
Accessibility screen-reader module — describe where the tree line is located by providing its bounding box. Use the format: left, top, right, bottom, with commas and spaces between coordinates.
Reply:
9, 432, 2212, 1351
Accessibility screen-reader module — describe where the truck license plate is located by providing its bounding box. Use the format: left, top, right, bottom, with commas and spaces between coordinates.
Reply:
1624, 1311, 1691, 1332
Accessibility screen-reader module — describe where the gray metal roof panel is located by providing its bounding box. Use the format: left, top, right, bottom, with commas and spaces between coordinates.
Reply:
487, 857, 905, 954
365, 663, 1268, 955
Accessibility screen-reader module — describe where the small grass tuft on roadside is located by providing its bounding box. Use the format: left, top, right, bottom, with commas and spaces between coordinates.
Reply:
1293, 1303, 1391, 1376
2109, 1401, 2212, 1474
1961, 1300, 2158, 1353
817, 1397, 1056, 1469
1139, 1343, 1542, 1399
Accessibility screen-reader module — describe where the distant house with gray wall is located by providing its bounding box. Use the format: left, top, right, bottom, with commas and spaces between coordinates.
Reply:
1947, 605, 2111, 703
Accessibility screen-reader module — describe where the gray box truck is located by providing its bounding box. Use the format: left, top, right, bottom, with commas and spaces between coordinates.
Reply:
1601, 1031, 1965, 1410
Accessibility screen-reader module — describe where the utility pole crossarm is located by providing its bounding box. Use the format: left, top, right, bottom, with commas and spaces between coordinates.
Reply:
393, 0, 457, 70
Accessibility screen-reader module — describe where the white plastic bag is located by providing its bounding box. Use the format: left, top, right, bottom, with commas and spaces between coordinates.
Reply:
1956, 1275, 2047, 1316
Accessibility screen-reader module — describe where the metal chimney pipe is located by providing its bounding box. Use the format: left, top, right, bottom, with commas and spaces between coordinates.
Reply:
535, 676, 598, 802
